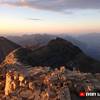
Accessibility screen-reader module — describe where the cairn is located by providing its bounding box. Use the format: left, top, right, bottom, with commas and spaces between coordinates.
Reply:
5, 70, 25, 96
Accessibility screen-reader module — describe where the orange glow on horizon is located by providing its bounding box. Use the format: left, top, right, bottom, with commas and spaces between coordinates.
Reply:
0, 16, 100, 34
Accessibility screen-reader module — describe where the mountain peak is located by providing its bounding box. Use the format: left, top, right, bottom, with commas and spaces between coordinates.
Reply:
48, 37, 72, 45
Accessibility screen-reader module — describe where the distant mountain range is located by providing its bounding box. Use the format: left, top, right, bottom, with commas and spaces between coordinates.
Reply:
6, 34, 56, 47
1, 37, 100, 73
6, 34, 86, 54
6, 33, 100, 61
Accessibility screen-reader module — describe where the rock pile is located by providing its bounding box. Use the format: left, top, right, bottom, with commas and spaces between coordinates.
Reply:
5, 70, 25, 96
2, 66, 71, 100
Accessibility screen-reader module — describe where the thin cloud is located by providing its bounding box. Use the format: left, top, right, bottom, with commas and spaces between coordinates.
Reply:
0, 0, 100, 13
27, 18, 41, 21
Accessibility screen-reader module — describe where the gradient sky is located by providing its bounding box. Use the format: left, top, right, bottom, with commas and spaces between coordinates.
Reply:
0, 0, 100, 35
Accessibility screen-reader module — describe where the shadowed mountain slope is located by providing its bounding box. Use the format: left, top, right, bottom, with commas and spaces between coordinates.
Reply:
0, 37, 21, 63
76, 33, 100, 60
13, 37, 100, 73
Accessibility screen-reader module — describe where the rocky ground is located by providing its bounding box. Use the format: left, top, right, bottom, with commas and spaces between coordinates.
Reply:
0, 64, 100, 100
0, 65, 71, 100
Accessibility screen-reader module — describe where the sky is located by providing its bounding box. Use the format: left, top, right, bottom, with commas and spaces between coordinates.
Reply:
0, 0, 100, 35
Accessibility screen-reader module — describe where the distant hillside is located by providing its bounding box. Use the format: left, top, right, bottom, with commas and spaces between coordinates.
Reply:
6, 33, 100, 61
6, 34, 56, 48
6, 34, 87, 52
0, 37, 20, 63
6, 37, 100, 73
76, 33, 100, 60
